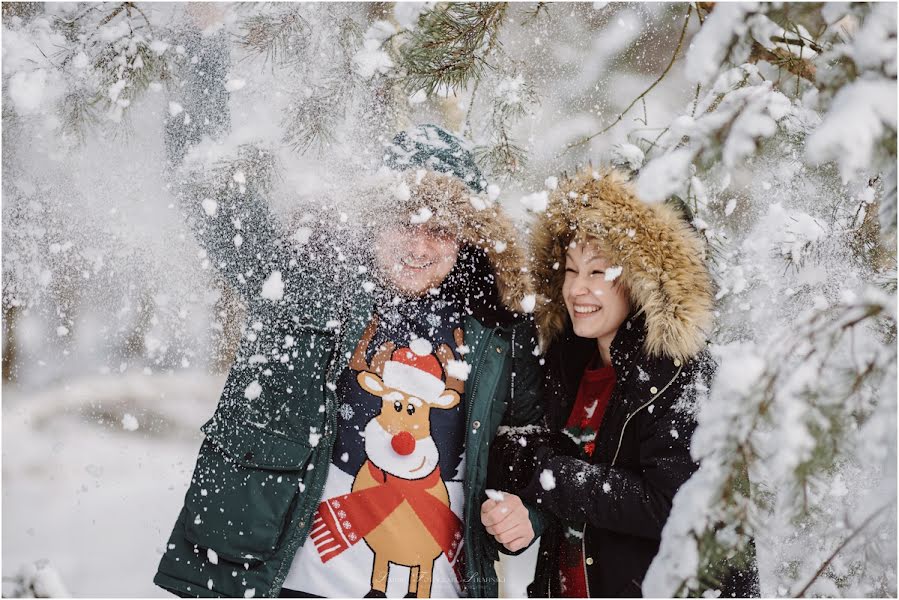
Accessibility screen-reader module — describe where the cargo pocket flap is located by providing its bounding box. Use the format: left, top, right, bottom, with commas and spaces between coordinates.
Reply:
201, 418, 313, 471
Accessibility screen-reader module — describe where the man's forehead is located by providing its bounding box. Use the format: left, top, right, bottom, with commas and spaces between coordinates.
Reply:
388, 222, 453, 238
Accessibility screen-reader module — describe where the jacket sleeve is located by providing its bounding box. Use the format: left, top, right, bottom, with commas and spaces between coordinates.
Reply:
493, 320, 548, 554
165, 28, 291, 304
519, 362, 701, 541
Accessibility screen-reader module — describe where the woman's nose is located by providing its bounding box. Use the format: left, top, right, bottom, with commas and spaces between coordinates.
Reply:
570, 275, 590, 296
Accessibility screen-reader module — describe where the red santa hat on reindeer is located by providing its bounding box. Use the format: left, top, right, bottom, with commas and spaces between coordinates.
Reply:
382, 338, 459, 408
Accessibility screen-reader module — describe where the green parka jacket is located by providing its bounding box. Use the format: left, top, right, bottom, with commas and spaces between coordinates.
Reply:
153, 30, 544, 599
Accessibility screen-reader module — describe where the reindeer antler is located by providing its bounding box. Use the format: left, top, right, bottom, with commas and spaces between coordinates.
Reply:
349, 315, 394, 376
370, 341, 395, 376
349, 316, 378, 372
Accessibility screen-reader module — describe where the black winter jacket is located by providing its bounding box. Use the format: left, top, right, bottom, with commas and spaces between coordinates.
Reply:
489, 313, 759, 597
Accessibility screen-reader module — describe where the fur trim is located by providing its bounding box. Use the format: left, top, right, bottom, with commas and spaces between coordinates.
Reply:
531, 168, 713, 362
365, 170, 534, 315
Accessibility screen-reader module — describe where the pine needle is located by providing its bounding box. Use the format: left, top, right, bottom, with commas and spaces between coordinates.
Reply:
239, 9, 310, 67
400, 3, 508, 95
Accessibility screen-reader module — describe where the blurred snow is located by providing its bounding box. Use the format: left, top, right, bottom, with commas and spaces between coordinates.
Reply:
2, 372, 224, 596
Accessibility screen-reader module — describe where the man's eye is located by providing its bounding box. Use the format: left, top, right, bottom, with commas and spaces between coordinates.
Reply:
592, 270, 605, 276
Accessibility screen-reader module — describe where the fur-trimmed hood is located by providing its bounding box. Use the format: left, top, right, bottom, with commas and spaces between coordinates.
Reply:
531, 168, 713, 362
358, 169, 534, 317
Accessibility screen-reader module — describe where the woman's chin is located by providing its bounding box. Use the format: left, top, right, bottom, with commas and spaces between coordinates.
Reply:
571, 320, 602, 340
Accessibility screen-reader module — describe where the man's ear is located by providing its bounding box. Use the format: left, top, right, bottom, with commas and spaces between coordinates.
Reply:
357, 371, 386, 396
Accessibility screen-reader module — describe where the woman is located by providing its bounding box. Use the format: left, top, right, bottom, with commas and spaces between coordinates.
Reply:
484, 168, 757, 597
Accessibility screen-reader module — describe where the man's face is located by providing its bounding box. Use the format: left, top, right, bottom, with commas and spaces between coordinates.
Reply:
375, 224, 460, 296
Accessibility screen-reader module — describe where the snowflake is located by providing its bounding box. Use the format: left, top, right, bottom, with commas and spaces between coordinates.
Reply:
342, 520, 352, 530
339, 404, 355, 420
348, 532, 357, 542
337, 510, 346, 519
331, 500, 341, 508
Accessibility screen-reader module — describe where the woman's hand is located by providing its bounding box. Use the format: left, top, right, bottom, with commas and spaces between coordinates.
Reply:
480, 492, 535, 552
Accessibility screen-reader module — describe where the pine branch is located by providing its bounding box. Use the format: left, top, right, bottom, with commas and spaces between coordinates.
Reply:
58, 89, 101, 143
400, 3, 508, 95
669, 294, 896, 598
238, 8, 311, 67
475, 134, 526, 179
281, 81, 346, 154
792, 500, 896, 598
70, 6, 174, 126
748, 40, 817, 83
562, 3, 692, 154
474, 75, 537, 179
521, 2, 550, 25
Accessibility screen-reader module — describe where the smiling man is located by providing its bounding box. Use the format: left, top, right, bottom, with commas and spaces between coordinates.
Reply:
153, 24, 544, 599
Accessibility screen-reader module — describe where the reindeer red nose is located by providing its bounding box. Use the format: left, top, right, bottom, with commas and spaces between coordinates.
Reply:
391, 431, 416, 455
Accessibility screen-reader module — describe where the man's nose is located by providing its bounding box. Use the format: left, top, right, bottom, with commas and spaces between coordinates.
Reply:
407, 235, 429, 254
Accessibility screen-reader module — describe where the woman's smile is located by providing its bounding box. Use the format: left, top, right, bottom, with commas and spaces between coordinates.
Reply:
573, 303, 602, 317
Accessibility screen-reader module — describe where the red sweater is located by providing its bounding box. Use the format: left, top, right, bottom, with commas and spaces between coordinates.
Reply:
559, 361, 616, 597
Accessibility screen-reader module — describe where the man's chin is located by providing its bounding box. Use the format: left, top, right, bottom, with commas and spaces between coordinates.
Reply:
387, 273, 442, 297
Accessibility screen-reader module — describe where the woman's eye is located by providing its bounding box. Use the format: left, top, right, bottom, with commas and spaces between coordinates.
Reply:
565, 267, 577, 274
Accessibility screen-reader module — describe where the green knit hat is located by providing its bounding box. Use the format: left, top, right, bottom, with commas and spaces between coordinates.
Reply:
383, 124, 487, 193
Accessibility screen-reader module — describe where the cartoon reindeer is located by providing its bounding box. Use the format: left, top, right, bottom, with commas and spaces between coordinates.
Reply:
310, 317, 467, 598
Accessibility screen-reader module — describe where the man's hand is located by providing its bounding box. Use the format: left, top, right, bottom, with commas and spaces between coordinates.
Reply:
480, 492, 535, 553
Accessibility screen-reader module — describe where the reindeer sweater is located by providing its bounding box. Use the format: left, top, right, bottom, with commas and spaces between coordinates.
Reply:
283, 290, 469, 598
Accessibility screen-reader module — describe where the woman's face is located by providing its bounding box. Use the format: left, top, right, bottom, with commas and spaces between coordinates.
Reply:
375, 224, 460, 296
562, 240, 630, 347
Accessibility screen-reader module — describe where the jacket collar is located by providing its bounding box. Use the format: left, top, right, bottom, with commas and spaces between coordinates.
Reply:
551, 310, 647, 394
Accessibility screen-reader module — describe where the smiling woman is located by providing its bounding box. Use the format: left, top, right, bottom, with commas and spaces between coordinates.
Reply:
486, 168, 759, 598
562, 240, 631, 368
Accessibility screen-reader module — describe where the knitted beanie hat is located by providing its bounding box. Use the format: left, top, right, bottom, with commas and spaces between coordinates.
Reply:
383, 124, 487, 193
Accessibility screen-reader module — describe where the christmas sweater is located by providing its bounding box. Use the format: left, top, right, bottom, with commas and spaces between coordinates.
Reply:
284, 293, 468, 598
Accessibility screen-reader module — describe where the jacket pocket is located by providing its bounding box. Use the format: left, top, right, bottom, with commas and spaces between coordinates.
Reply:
183, 420, 313, 565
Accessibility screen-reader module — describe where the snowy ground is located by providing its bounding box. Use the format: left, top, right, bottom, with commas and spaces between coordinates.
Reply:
1, 372, 536, 597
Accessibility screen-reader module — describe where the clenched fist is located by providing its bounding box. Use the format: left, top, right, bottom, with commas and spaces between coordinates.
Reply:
480, 492, 535, 553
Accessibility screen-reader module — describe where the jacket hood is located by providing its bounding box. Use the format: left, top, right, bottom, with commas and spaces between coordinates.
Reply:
531, 168, 713, 362
359, 169, 534, 317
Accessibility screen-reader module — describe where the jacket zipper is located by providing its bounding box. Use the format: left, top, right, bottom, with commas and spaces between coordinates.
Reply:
579, 365, 683, 596
462, 325, 494, 597
611, 365, 682, 466
581, 524, 590, 598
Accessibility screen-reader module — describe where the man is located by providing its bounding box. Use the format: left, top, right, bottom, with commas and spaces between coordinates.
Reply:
154, 21, 543, 599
